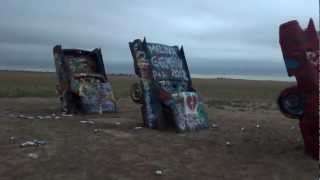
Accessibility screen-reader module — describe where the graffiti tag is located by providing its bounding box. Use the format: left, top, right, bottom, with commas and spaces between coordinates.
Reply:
306, 50, 320, 67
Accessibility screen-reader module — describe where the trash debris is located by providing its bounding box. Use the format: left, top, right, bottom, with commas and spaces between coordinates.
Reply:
211, 123, 219, 128
226, 141, 232, 146
256, 124, 260, 128
20, 141, 36, 147
155, 170, 163, 176
20, 140, 47, 148
18, 114, 32, 119
115, 122, 121, 126
34, 140, 47, 145
18, 114, 25, 118
290, 125, 296, 130
80, 120, 95, 125
134, 126, 143, 130
93, 129, 100, 133
10, 136, 16, 140
28, 153, 39, 159
44, 115, 52, 119
62, 113, 73, 117
16, 114, 62, 120
241, 127, 245, 131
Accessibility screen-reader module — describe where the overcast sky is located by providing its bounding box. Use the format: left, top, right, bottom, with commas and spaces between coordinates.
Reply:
0, 0, 318, 74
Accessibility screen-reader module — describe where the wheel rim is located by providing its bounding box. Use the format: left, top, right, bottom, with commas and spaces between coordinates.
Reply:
279, 93, 304, 118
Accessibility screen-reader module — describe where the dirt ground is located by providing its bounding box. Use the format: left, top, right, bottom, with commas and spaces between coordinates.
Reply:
0, 97, 317, 180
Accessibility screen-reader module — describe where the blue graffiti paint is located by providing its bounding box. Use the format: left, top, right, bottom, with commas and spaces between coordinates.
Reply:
284, 58, 300, 69
53, 45, 117, 114
129, 39, 209, 132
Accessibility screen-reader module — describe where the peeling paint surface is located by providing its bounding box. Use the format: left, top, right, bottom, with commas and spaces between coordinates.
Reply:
53, 46, 117, 113
169, 92, 209, 132
79, 81, 116, 113
129, 39, 209, 132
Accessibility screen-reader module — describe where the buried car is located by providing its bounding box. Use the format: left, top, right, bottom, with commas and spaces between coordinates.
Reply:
278, 19, 319, 160
129, 38, 209, 132
53, 45, 117, 114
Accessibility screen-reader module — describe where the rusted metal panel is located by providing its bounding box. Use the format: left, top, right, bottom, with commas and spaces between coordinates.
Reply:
53, 45, 117, 114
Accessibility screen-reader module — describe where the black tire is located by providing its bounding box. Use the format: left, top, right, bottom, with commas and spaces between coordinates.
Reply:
278, 91, 304, 119
130, 82, 143, 104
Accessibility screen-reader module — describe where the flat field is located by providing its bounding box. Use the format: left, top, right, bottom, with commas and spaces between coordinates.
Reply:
0, 71, 316, 180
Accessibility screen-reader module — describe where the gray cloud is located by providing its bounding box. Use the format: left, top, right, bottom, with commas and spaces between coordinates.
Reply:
0, 0, 318, 74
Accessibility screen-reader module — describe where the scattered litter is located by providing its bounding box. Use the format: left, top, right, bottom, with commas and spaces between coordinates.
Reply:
34, 140, 47, 145
155, 170, 163, 176
17, 114, 37, 120
20, 141, 36, 147
115, 122, 121, 126
28, 153, 39, 159
256, 124, 260, 128
226, 141, 232, 146
20, 140, 47, 148
16, 114, 64, 120
134, 126, 143, 130
93, 129, 100, 133
18, 115, 28, 119
290, 125, 295, 130
211, 123, 219, 128
10, 136, 16, 140
80, 120, 95, 125
62, 113, 73, 117
241, 127, 245, 131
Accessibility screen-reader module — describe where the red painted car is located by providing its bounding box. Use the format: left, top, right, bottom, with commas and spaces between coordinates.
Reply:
278, 19, 319, 160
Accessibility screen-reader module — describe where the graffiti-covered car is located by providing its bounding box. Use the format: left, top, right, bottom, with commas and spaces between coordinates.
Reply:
53, 45, 117, 114
278, 19, 319, 160
129, 38, 209, 133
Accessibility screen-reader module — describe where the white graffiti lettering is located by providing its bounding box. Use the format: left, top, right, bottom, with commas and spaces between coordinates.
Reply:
306, 50, 319, 67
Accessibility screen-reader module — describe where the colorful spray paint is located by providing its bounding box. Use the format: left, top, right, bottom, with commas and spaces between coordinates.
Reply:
129, 38, 209, 132
53, 45, 117, 114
